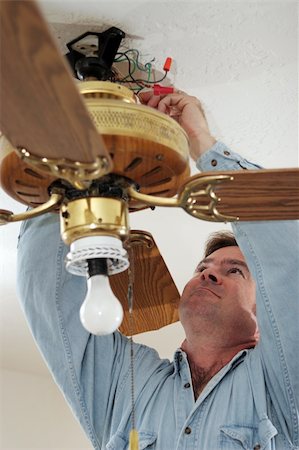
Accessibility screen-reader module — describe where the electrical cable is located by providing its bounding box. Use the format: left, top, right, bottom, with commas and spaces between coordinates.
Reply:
113, 48, 169, 93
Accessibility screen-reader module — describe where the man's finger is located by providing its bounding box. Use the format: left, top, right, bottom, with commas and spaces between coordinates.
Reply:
174, 88, 187, 95
138, 90, 154, 103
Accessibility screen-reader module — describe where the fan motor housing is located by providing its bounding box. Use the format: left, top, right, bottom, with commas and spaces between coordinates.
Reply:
0, 81, 190, 211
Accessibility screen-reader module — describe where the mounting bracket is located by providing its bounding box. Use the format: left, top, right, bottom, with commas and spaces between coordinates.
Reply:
65, 27, 126, 80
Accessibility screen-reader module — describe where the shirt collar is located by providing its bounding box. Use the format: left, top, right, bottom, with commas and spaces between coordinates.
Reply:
173, 347, 249, 375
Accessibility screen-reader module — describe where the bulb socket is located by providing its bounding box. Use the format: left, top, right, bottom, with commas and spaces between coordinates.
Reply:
87, 258, 108, 277
65, 235, 129, 277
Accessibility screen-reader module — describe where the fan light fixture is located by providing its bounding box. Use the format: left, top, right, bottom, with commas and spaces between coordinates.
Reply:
61, 196, 130, 334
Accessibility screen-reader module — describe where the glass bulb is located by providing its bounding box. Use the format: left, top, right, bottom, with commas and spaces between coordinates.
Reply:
80, 274, 123, 335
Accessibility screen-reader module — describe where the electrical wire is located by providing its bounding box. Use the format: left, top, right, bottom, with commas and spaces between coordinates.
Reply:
114, 51, 145, 91
113, 48, 168, 93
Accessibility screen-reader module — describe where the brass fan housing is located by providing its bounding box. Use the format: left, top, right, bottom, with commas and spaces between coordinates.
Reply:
60, 197, 129, 245
0, 81, 190, 210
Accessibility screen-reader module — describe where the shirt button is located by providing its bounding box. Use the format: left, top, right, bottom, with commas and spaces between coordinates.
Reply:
211, 159, 217, 166
223, 150, 230, 156
184, 382, 191, 388
185, 427, 192, 435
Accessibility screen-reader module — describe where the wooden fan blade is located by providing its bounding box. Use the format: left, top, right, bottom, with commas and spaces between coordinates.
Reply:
214, 168, 299, 220
0, 0, 112, 166
109, 231, 180, 336
183, 168, 299, 221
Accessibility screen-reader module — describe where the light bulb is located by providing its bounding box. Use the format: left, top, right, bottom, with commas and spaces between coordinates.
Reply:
80, 274, 124, 335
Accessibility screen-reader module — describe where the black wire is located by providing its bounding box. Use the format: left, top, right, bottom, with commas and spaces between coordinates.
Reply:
115, 51, 144, 90
114, 50, 168, 89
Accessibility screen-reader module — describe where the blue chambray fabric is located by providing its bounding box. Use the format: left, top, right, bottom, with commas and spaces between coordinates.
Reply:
17, 142, 299, 449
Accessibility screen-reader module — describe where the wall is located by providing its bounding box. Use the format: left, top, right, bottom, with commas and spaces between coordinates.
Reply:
0, 369, 92, 450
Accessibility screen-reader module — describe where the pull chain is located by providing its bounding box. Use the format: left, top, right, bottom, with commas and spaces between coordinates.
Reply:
127, 247, 139, 450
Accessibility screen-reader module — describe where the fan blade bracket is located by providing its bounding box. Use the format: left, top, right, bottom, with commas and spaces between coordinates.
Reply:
127, 174, 239, 222
127, 186, 179, 208
184, 202, 238, 222
179, 174, 239, 222
0, 191, 63, 225
125, 231, 155, 249
15, 147, 111, 190
181, 168, 299, 221
0, 209, 14, 225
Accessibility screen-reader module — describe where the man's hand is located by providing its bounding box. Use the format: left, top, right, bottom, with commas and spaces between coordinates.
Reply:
138, 89, 216, 161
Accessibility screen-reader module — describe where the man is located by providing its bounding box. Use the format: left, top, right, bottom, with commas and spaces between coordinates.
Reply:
179, 231, 259, 399
17, 91, 299, 449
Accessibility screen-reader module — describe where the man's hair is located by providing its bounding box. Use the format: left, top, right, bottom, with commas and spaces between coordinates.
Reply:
204, 231, 238, 258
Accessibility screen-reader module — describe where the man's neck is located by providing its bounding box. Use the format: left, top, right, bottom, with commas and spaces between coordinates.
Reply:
180, 338, 254, 399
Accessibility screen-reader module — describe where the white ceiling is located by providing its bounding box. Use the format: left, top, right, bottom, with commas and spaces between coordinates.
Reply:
0, 0, 298, 377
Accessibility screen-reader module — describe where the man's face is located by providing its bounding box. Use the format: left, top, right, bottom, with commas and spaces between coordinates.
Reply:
179, 246, 258, 342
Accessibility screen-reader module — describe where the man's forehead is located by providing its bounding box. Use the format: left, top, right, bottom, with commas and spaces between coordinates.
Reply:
209, 246, 244, 259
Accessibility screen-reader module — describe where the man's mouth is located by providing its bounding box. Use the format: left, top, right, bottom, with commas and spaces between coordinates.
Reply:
194, 287, 221, 298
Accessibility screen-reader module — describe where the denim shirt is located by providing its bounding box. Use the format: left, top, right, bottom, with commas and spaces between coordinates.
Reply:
17, 142, 299, 450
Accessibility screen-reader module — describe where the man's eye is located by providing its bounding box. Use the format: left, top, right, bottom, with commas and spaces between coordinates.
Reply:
228, 267, 244, 277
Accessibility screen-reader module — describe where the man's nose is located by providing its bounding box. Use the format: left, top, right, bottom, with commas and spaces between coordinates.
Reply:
200, 269, 222, 284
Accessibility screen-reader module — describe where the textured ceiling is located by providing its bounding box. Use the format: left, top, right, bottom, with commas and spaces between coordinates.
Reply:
0, 1, 298, 377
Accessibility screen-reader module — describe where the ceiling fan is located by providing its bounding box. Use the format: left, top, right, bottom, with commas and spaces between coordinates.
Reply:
1, 0, 298, 336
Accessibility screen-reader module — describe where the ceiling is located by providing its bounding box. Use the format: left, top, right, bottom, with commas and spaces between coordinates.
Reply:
0, 0, 298, 377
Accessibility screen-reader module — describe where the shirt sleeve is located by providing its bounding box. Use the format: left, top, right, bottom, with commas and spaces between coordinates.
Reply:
16, 212, 162, 448
197, 142, 299, 444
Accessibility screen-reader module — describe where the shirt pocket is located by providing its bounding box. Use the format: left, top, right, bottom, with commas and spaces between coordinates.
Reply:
106, 430, 157, 450
220, 417, 277, 450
